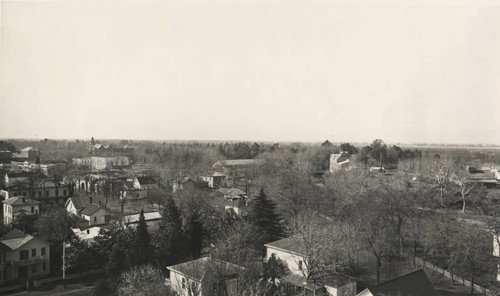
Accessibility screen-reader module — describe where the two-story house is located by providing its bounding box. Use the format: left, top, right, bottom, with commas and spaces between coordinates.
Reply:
200, 172, 226, 189
0, 229, 50, 285
265, 237, 356, 296
167, 257, 244, 296
2, 196, 40, 225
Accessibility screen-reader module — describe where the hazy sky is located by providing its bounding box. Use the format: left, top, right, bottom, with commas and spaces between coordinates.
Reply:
1, 0, 500, 144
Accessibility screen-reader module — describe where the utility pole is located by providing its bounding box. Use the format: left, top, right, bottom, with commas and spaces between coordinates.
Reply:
62, 240, 66, 288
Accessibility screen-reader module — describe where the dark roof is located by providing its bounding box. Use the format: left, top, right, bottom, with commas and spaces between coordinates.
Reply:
80, 204, 109, 216
264, 237, 304, 255
367, 270, 438, 296
0, 229, 26, 240
67, 195, 106, 210
336, 154, 350, 163
2, 196, 40, 206
218, 188, 246, 197
5, 172, 32, 178
167, 257, 244, 281
137, 176, 157, 185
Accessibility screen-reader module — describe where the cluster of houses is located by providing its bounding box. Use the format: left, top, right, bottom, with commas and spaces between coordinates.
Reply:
166, 236, 438, 296
0, 142, 262, 288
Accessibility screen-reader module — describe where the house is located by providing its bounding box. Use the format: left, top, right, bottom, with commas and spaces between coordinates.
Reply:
2, 196, 40, 225
0, 179, 70, 205
80, 204, 111, 226
71, 224, 113, 244
122, 211, 162, 231
65, 195, 110, 226
0, 229, 50, 285
65, 195, 106, 216
265, 237, 356, 296
4, 172, 32, 188
265, 236, 310, 276
217, 188, 247, 216
173, 177, 209, 193
167, 257, 244, 296
12, 147, 39, 162
330, 152, 351, 172
136, 176, 158, 190
356, 270, 438, 296
200, 172, 227, 189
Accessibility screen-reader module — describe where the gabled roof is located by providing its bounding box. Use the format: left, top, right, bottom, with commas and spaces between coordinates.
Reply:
0, 229, 46, 250
0, 229, 26, 240
5, 171, 32, 178
264, 237, 304, 256
137, 176, 157, 185
363, 270, 438, 296
167, 257, 244, 281
2, 196, 40, 206
218, 188, 246, 197
80, 204, 110, 216
123, 211, 162, 224
66, 195, 106, 211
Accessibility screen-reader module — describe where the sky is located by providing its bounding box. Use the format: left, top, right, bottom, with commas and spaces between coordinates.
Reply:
1, 0, 500, 144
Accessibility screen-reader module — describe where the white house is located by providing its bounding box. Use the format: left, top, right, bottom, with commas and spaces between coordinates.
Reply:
167, 257, 244, 296
0, 229, 50, 285
330, 153, 351, 172
2, 196, 40, 225
200, 172, 226, 189
265, 237, 356, 296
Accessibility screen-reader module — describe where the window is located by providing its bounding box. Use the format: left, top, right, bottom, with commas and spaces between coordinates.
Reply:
55, 189, 59, 197
31, 206, 34, 213
45, 191, 49, 197
94, 217, 97, 222
22, 192, 27, 197
63, 190, 67, 196
2, 254, 5, 263
20, 250, 29, 260
31, 264, 37, 273
182, 277, 186, 289
42, 262, 46, 272
298, 260, 303, 271
32, 248, 36, 257
41, 247, 46, 256
39, 191, 42, 198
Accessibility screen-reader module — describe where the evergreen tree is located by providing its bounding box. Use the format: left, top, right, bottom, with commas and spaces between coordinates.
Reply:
129, 209, 152, 266
184, 213, 203, 259
106, 246, 128, 280
156, 197, 186, 266
263, 254, 287, 284
249, 188, 284, 244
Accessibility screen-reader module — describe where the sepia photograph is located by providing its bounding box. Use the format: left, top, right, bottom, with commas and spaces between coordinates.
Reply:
1, 0, 500, 295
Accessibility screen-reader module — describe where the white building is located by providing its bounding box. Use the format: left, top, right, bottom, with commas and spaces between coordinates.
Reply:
167, 257, 244, 296
0, 229, 50, 285
265, 237, 356, 296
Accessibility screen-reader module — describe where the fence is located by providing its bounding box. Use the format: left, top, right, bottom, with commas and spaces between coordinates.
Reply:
415, 257, 494, 295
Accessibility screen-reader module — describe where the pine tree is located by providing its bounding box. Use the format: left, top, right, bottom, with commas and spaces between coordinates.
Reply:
249, 188, 284, 244
156, 197, 186, 266
106, 246, 127, 280
129, 209, 152, 266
